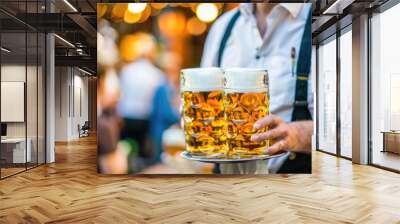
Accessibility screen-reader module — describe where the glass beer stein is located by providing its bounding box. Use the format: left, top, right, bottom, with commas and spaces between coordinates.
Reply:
224, 68, 270, 158
180, 68, 227, 157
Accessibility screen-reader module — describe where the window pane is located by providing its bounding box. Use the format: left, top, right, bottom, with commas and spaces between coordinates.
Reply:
1, 29, 27, 177
371, 3, 400, 171
340, 29, 352, 158
318, 37, 337, 154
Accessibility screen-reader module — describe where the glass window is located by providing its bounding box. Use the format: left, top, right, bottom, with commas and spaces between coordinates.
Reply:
0, 0, 46, 179
371, 3, 400, 171
317, 37, 337, 154
339, 29, 352, 158
1, 29, 28, 178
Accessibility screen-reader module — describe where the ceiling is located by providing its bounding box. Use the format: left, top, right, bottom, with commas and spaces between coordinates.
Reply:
0, 0, 394, 74
0, 0, 96, 73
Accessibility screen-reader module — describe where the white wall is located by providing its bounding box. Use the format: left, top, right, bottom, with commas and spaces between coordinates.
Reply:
1, 65, 25, 138
1, 65, 36, 138
54, 67, 89, 141
55, 66, 69, 141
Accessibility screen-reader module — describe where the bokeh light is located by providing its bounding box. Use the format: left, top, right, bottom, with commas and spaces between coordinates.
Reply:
186, 17, 207, 36
127, 3, 147, 14
97, 4, 107, 18
97, 23, 119, 67
119, 33, 156, 62
189, 3, 197, 13
196, 3, 218, 23
151, 8, 160, 17
102, 69, 120, 108
111, 3, 127, 21
158, 11, 186, 37
137, 5, 151, 23
215, 3, 224, 10
124, 10, 141, 24
150, 3, 167, 10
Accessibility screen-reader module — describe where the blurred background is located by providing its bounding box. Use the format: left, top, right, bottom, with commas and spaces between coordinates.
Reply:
97, 3, 239, 174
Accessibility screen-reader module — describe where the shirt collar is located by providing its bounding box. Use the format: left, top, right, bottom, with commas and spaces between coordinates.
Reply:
239, 3, 303, 19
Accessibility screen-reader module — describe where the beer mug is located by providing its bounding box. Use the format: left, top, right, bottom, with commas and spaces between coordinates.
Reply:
224, 68, 270, 157
180, 68, 227, 156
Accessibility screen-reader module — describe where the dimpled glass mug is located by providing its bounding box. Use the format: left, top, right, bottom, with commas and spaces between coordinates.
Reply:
180, 68, 227, 157
223, 68, 270, 158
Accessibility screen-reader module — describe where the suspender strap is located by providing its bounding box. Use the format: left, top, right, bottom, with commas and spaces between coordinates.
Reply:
218, 9, 311, 120
291, 8, 312, 122
279, 8, 313, 174
217, 10, 241, 67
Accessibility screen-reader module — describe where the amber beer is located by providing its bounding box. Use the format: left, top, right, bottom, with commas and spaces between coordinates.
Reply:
180, 68, 227, 156
162, 127, 186, 156
224, 68, 270, 157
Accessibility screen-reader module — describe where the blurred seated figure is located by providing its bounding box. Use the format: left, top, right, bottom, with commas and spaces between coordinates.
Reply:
117, 33, 163, 163
97, 70, 127, 174
79, 121, 90, 138
149, 51, 181, 163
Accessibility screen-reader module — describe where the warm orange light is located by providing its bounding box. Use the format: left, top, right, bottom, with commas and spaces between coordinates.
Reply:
158, 11, 186, 37
137, 5, 151, 23
190, 3, 197, 13
215, 3, 224, 10
124, 10, 141, 24
150, 3, 167, 10
120, 35, 138, 61
119, 33, 156, 62
111, 4, 127, 21
181, 3, 191, 8
127, 3, 147, 13
151, 8, 160, 17
226, 3, 240, 10
196, 3, 218, 23
169, 3, 180, 7
97, 4, 107, 18
186, 17, 207, 36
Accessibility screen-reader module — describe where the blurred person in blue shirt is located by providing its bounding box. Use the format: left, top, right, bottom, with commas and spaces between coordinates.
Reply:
118, 33, 163, 162
150, 51, 181, 163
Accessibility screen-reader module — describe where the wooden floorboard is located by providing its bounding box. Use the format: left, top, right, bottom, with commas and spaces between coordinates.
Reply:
1, 135, 400, 223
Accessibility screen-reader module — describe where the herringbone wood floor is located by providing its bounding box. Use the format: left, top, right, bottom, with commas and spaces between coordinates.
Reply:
1, 136, 400, 224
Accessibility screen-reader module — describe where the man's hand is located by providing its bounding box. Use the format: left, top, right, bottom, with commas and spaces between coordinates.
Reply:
250, 114, 313, 155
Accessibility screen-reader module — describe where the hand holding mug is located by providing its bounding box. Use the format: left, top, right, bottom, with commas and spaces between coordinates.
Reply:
251, 114, 313, 155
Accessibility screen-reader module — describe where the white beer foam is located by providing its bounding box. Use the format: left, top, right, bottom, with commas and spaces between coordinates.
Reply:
181, 67, 224, 91
224, 68, 268, 93
224, 87, 268, 93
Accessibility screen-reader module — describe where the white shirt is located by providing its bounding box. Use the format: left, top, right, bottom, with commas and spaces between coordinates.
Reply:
201, 3, 313, 173
201, 3, 313, 122
118, 59, 163, 119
